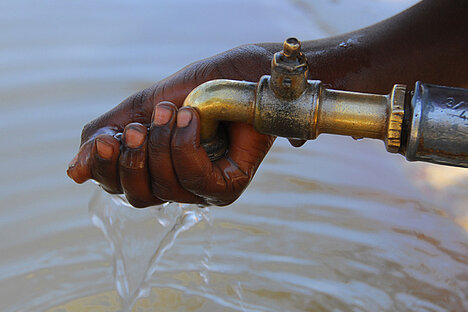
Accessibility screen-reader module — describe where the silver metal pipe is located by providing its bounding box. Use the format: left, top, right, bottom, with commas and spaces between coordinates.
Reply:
402, 82, 468, 168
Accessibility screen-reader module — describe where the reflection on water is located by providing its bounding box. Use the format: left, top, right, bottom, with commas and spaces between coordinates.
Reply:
1, 0, 468, 311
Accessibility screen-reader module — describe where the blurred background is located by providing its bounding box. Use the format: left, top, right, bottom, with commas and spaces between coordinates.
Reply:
1, 0, 468, 311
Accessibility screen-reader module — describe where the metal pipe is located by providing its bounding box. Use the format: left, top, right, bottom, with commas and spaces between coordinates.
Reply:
183, 79, 256, 160
318, 88, 388, 139
183, 79, 256, 141
402, 82, 468, 167
183, 38, 467, 168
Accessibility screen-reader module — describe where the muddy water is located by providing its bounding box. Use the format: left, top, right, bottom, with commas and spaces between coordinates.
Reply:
1, 0, 468, 311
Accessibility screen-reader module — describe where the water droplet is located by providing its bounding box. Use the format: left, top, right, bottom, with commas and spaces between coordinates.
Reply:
339, 38, 358, 49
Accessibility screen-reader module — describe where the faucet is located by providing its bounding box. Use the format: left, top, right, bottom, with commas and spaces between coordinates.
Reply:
183, 38, 468, 168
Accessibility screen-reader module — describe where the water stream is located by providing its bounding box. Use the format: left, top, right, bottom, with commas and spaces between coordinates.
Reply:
89, 188, 212, 311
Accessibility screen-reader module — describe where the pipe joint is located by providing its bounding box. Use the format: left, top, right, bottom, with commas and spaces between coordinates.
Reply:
183, 38, 468, 168
255, 75, 321, 140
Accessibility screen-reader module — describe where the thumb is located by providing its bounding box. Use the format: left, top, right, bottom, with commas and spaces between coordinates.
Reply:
67, 127, 120, 184
67, 141, 93, 184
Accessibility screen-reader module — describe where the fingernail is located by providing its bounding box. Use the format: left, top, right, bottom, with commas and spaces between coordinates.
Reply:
96, 139, 114, 159
124, 127, 145, 148
67, 166, 76, 180
154, 105, 173, 126
177, 109, 192, 128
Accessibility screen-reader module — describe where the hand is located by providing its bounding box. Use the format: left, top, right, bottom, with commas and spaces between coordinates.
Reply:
67, 45, 275, 207
69, 0, 467, 207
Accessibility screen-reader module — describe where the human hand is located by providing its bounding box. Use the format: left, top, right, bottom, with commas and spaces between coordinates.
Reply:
67, 45, 275, 207
71, 0, 466, 208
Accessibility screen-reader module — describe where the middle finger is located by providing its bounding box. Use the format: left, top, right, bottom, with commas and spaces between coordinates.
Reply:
148, 102, 205, 204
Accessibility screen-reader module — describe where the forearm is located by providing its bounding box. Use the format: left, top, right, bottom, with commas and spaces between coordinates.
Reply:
256, 0, 468, 93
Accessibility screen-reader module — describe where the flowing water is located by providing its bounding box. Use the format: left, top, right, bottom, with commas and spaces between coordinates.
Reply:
1, 0, 468, 311
89, 190, 211, 311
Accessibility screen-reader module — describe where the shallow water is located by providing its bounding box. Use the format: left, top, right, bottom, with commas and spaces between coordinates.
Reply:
1, 0, 468, 311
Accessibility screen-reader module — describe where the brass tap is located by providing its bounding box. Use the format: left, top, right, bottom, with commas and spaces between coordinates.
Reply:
183, 38, 468, 168
269, 37, 308, 100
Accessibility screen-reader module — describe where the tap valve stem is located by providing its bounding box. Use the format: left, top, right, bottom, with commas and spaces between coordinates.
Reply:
270, 37, 308, 100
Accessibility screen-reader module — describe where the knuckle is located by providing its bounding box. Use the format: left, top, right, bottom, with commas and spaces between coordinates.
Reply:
127, 89, 151, 123
187, 59, 220, 86
120, 151, 145, 170
81, 121, 97, 144
148, 128, 170, 151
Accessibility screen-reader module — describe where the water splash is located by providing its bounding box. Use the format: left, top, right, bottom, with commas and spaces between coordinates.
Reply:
199, 207, 213, 287
88, 187, 210, 311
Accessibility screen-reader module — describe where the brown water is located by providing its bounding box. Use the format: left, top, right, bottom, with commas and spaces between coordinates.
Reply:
1, 0, 468, 311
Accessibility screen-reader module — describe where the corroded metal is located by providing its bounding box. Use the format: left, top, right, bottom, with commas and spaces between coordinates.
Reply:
183, 37, 468, 168
254, 76, 320, 139
270, 37, 308, 100
386, 84, 406, 153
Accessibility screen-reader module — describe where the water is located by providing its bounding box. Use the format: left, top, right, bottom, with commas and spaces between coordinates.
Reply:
2, 0, 468, 311
89, 189, 211, 311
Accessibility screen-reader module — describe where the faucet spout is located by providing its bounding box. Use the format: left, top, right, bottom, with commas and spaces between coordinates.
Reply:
182, 38, 468, 168
182, 79, 257, 160
183, 79, 257, 141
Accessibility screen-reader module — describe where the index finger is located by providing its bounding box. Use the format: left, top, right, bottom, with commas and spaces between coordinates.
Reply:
171, 108, 249, 206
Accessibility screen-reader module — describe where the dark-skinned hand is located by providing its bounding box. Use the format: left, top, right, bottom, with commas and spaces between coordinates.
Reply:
67, 0, 467, 207
67, 45, 277, 207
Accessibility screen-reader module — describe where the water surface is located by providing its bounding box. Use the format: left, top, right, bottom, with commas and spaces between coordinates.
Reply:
1, 0, 468, 311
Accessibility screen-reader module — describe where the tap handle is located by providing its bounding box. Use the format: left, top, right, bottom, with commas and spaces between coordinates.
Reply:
270, 37, 309, 100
